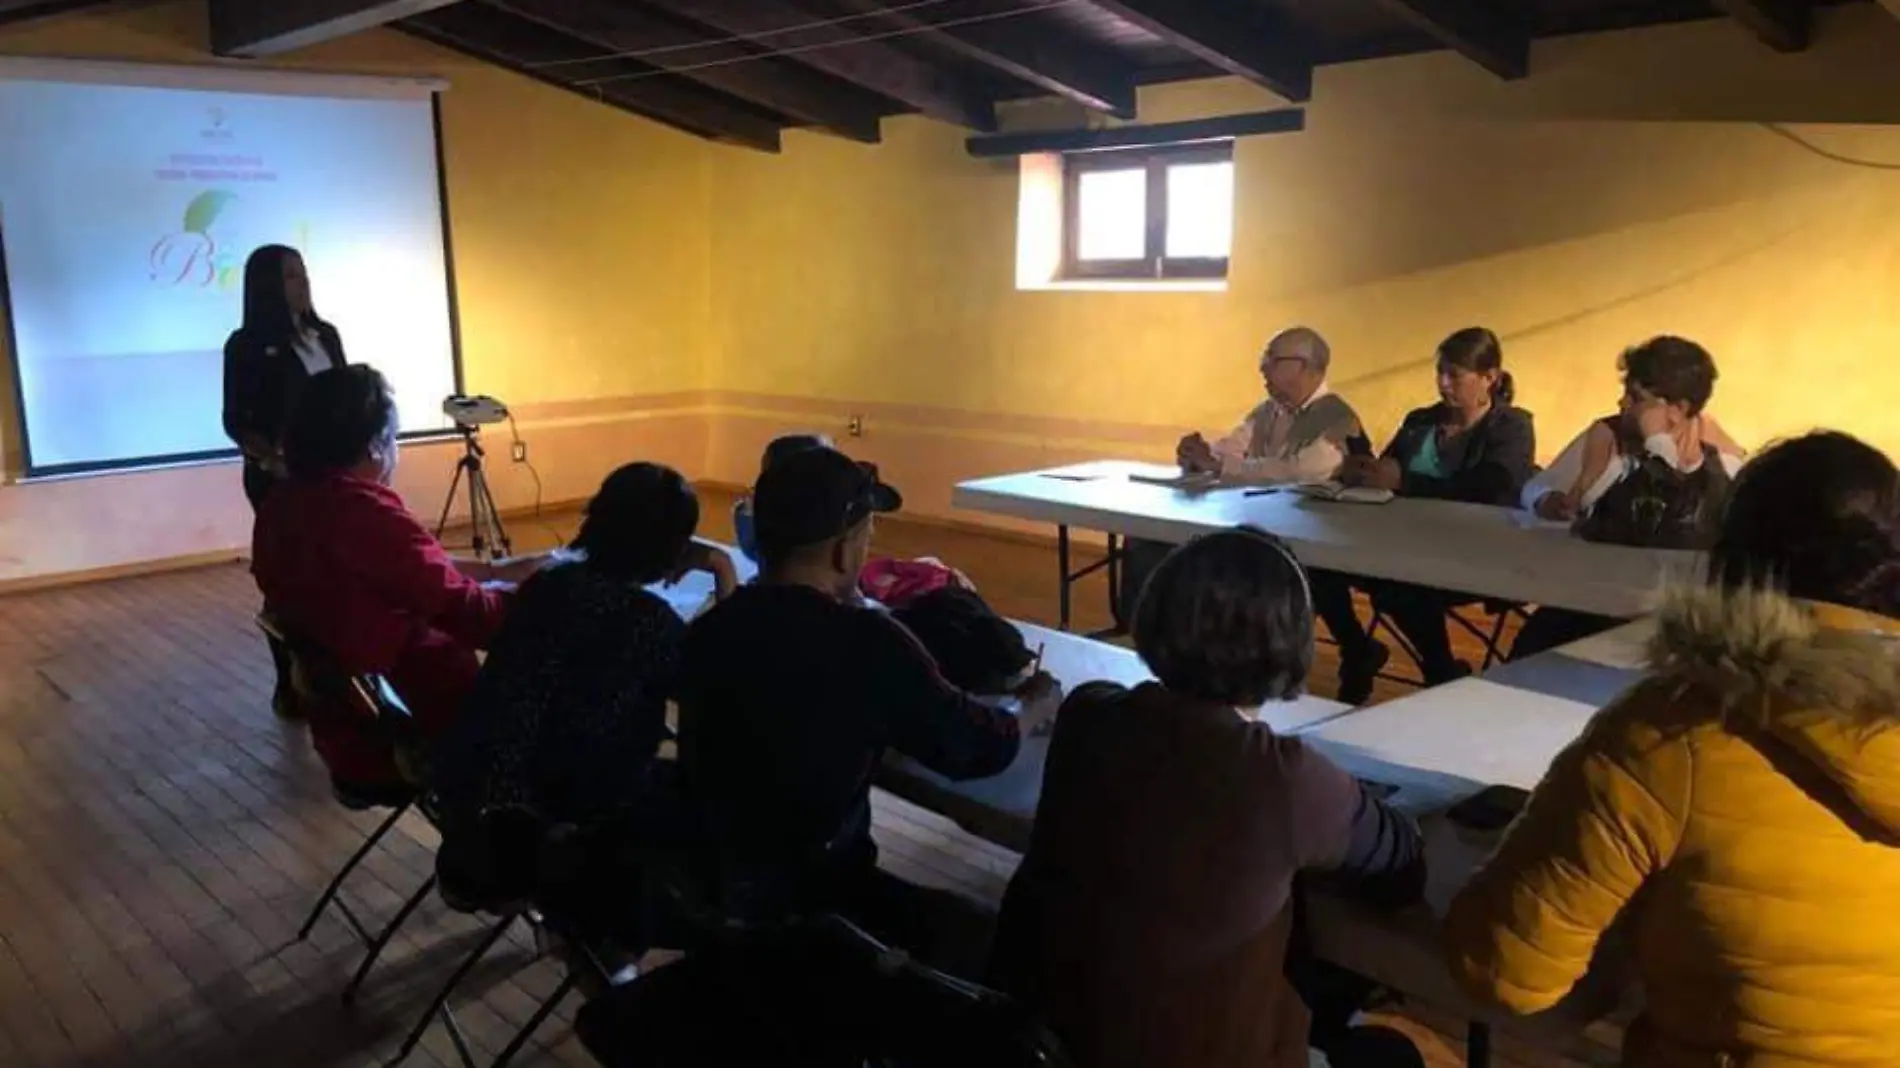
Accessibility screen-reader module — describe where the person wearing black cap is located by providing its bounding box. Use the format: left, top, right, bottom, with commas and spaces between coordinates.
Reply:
676, 445, 1061, 961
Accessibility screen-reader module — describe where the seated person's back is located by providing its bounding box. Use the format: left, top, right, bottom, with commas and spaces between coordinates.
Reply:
990, 529, 1424, 1068
253, 365, 510, 787
677, 446, 1057, 921
435, 463, 734, 829
1449, 432, 1900, 1068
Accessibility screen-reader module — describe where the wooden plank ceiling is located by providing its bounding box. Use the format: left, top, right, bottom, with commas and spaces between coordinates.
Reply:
0, 0, 1874, 149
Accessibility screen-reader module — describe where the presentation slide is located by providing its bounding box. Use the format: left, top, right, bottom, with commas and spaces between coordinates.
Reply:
0, 62, 459, 474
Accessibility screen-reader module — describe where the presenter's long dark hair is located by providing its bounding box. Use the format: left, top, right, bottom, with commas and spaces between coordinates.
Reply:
240, 245, 318, 339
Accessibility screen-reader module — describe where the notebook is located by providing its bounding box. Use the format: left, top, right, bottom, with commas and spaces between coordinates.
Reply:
1293, 481, 1395, 505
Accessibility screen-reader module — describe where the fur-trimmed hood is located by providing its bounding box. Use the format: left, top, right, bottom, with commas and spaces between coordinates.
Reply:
1647, 585, 1900, 836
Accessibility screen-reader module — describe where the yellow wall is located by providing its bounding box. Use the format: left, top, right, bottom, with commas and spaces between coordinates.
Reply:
705, 4, 1900, 515
14, 2, 1900, 581
0, 0, 716, 584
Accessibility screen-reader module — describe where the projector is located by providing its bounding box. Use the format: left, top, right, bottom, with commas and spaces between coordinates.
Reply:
443, 394, 509, 428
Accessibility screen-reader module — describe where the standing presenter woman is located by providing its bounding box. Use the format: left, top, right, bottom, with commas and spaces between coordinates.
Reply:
222, 245, 347, 716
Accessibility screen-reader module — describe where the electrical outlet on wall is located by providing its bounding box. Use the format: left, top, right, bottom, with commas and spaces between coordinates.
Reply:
511, 441, 528, 463
847, 415, 865, 438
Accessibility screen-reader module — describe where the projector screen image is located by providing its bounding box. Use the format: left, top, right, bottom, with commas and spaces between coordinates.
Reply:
0, 60, 460, 474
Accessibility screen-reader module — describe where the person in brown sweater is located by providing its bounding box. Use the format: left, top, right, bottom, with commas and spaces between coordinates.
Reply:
989, 527, 1427, 1068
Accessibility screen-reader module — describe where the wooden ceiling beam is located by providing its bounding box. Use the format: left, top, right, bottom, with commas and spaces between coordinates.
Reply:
210, 0, 467, 57
642, 0, 998, 130
0, 0, 115, 28
1709, 0, 1811, 52
494, 0, 886, 142
1085, 0, 1311, 102
823, 0, 1136, 118
401, 4, 783, 151
1370, 0, 1527, 78
968, 108, 1303, 158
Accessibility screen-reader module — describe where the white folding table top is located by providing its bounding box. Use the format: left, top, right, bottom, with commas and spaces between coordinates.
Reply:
877, 622, 1354, 851
1305, 618, 1652, 808
953, 461, 1699, 618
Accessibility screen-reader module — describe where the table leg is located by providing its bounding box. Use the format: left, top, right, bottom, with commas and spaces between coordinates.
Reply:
1467, 1021, 1491, 1068
1057, 524, 1072, 631
1105, 533, 1122, 629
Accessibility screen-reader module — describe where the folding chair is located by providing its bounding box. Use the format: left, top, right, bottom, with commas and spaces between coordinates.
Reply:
384, 808, 569, 1068
1363, 597, 1525, 688
575, 906, 1070, 1068
258, 614, 431, 961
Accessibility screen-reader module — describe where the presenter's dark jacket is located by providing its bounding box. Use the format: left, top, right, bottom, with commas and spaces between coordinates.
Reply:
1381, 403, 1536, 507
222, 323, 347, 507
988, 682, 1425, 1068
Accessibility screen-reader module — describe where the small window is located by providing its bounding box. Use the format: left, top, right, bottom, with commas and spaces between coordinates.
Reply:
1061, 142, 1234, 281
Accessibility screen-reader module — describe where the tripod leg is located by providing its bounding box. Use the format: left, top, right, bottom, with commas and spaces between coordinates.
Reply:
436, 459, 468, 540
468, 465, 512, 559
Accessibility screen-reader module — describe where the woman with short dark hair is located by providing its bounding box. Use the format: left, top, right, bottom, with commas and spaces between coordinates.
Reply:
252, 366, 518, 791
1508, 336, 1748, 659
990, 527, 1425, 1068
1447, 431, 1900, 1068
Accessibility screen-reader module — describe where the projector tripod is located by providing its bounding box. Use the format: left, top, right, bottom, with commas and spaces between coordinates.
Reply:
435, 426, 513, 562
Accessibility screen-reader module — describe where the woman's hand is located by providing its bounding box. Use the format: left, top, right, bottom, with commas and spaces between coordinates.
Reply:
674, 540, 740, 601
1336, 455, 1376, 485
1014, 672, 1064, 737
1534, 492, 1577, 521
1341, 456, 1401, 491
1632, 398, 1673, 440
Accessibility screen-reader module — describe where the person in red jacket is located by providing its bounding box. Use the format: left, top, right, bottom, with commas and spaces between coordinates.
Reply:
253, 365, 532, 790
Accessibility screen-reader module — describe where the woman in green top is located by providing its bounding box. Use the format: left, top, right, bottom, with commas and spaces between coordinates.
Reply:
1313, 328, 1537, 701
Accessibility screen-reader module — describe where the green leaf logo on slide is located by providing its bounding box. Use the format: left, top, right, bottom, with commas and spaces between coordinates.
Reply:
150, 189, 238, 289
184, 189, 237, 236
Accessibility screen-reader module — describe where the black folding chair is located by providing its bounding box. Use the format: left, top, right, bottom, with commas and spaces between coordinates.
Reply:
257, 614, 433, 961
1362, 597, 1525, 689
384, 808, 583, 1068
575, 904, 1069, 1068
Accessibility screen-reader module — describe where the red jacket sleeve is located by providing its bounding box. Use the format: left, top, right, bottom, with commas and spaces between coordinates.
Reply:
344, 487, 510, 651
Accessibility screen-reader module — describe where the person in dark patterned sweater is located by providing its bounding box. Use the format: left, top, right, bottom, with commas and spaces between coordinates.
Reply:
435, 462, 736, 831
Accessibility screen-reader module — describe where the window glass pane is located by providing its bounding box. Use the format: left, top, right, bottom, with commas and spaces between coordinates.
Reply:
1074, 168, 1146, 261
1165, 161, 1234, 259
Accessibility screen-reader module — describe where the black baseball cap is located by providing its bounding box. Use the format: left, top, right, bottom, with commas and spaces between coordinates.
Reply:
752, 446, 902, 559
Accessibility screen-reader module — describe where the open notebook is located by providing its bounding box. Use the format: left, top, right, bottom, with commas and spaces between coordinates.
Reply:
1294, 481, 1395, 505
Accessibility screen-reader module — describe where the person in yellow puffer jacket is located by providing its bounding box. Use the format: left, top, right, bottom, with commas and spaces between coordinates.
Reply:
1444, 430, 1900, 1068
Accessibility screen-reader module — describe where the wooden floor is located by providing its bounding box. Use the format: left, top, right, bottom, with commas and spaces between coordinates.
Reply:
0, 494, 1527, 1068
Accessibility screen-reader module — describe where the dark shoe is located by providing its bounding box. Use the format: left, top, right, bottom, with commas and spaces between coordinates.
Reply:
1422, 659, 1473, 687
1336, 642, 1390, 706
